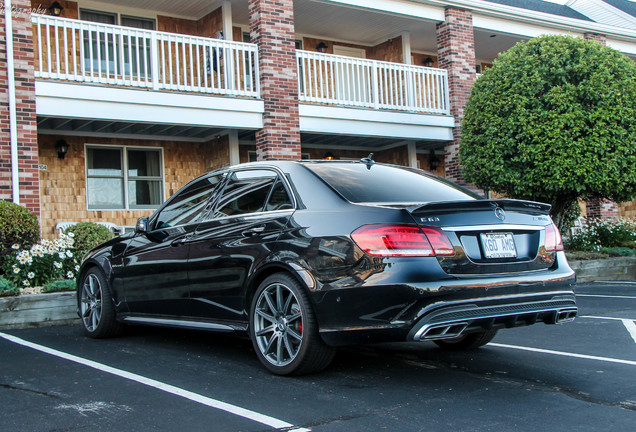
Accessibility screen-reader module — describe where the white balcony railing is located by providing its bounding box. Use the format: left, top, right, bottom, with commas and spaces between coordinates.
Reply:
297, 50, 450, 115
32, 15, 259, 97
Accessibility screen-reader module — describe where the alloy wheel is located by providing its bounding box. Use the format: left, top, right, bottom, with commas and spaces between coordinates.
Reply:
80, 273, 103, 332
253, 282, 304, 367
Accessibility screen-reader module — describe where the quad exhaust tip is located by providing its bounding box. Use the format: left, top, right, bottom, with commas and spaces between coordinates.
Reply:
418, 322, 468, 340
555, 308, 577, 324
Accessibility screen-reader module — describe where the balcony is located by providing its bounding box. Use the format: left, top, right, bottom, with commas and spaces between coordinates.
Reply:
31, 15, 452, 142
31, 14, 264, 139
297, 50, 450, 115
32, 14, 259, 97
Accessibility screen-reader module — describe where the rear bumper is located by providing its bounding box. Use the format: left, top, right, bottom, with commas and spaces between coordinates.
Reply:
314, 253, 576, 346
406, 292, 577, 341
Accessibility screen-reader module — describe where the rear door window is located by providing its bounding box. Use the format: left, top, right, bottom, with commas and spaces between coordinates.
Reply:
213, 170, 279, 218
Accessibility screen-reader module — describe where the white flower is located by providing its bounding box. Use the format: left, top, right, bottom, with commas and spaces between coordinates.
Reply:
66, 271, 74, 279
74, 265, 80, 271
66, 250, 73, 258
17, 251, 32, 265
22, 280, 30, 287
12, 267, 20, 274
67, 232, 75, 238
30, 244, 45, 258
12, 243, 20, 250
54, 261, 63, 269
27, 272, 35, 279
58, 252, 66, 259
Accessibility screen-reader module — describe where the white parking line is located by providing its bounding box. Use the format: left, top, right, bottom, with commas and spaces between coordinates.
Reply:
589, 281, 636, 285
576, 294, 636, 299
582, 315, 630, 321
622, 320, 636, 345
0, 332, 309, 432
489, 343, 636, 367
580, 316, 636, 346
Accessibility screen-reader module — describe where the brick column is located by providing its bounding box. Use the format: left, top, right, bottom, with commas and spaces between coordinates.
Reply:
436, 7, 476, 187
583, 33, 606, 45
0, 0, 40, 216
586, 198, 620, 220
248, 0, 301, 161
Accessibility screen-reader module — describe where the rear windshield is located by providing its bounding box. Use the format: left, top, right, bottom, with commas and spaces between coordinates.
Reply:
304, 162, 480, 204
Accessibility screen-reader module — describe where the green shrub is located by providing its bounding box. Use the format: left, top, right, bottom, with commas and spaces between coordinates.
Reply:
600, 247, 636, 257
565, 251, 609, 261
0, 201, 40, 259
565, 218, 636, 251
65, 222, 114, 260
42, 279, 76, 293
0, 275, 19, 297
459, 35, 636, 232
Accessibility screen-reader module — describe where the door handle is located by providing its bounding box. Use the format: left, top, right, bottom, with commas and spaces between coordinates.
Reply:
242, 225, 266, 237
171, 237, 189, 247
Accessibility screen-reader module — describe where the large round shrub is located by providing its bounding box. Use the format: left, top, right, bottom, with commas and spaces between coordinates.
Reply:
0, 201, 41, 258
65, 222, 114, 259
460, 35, 636, 231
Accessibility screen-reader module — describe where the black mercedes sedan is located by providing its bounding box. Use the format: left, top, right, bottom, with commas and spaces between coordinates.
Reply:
77, 158, 577, 375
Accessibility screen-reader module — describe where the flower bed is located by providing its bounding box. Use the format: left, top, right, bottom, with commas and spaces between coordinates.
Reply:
0, 233, 79, 297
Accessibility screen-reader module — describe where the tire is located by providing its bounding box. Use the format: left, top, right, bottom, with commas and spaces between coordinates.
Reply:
433, 329, 498, 351
78, 267, 124, 338
250, 273, 336, 375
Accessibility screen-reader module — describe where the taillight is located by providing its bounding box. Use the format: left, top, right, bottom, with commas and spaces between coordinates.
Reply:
545, 223, 564, 252
351, 224, 455, 257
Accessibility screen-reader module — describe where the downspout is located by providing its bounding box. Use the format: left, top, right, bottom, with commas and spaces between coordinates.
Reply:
5, 0, 20, 205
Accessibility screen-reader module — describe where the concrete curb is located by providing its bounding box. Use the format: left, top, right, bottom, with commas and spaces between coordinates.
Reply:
569, 257, 636, 283
0, 291, 79, 330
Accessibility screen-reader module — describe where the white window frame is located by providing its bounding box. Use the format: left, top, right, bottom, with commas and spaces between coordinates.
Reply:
85, 143, 165, 211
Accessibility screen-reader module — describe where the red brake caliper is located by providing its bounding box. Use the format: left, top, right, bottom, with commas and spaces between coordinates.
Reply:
298, 309, 303, 334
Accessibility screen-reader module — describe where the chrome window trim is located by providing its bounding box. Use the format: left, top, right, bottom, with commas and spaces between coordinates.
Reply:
443, 224, 545, 232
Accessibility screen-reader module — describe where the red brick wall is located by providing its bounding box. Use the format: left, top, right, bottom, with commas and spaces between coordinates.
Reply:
586, 198, 620, 220
0, 0, 40, 217
583, 33, 606, 45
436, 7, 476, 188
248, 0, 301, 160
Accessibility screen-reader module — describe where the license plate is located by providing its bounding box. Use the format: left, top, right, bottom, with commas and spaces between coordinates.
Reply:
480, 233, 517, 259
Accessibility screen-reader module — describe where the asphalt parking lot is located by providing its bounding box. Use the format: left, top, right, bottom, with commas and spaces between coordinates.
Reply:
1, 281, 635, 432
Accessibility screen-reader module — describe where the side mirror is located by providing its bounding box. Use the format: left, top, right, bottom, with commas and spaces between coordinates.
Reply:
136, 217, 149, 234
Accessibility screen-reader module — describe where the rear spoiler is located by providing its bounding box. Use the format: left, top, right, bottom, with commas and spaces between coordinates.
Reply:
406, 199, 551, 216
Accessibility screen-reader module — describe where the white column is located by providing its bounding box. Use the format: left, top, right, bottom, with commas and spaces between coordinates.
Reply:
5, 0, 19, 204
407, 141, 418, 168
229, 130, 240, 166
401, 32, 412, 65
222, 0, 233, 41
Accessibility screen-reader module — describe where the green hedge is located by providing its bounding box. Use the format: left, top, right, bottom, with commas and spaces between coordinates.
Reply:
65, 222, 114, 260
0, 201, 40, 259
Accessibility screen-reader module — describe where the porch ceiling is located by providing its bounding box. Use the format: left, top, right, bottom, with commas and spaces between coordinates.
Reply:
300, 133, 444, 152
237, 131, 444, 152
37, 116, 228, 142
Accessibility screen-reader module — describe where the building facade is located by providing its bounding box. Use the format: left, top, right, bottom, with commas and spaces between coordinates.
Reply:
1, 0, 635, 237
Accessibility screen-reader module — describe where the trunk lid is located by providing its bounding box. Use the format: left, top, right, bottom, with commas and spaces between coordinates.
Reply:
406, 199, 557, 275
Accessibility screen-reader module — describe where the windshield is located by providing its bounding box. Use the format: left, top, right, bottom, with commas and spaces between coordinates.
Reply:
304, 162, 480, 204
